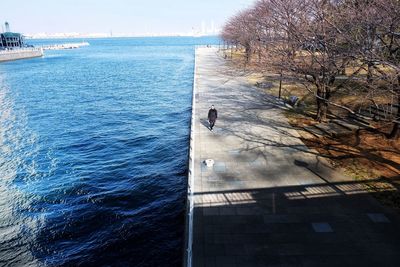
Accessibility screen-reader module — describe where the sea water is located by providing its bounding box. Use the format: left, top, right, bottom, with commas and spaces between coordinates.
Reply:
0, 37, 219, 266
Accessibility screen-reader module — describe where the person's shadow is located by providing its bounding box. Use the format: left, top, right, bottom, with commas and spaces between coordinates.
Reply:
200, 118, 210, 129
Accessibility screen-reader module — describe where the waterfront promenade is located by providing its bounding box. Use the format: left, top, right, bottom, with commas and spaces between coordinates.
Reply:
188, 47, 400, 266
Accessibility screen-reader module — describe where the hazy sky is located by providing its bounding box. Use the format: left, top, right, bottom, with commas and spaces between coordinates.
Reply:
1, 0, 256, 35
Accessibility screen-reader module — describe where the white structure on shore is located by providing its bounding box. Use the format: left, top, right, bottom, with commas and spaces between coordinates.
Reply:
193, 20, 220, 37
25, 21, 221, 39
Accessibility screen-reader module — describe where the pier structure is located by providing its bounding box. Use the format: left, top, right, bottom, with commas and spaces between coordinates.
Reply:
0, 21, 43, 62
0, 48, 43, 62
41, 42, 90, 50
185, 47, 400, 266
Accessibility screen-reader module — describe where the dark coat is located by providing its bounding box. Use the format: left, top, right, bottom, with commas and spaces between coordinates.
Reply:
208, 108, 218, 121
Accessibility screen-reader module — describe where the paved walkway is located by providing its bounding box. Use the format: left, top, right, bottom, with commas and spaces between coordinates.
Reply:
190, 48, 400, 266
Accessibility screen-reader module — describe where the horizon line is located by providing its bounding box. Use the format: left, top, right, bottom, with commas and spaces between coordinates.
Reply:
25, 34, 221, 40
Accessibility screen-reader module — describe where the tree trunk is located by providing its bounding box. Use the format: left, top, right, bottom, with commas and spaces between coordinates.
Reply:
388, 90, 400, 139
367, 62, 373, 83
316, 98, 328, 122
316, 85, 329, 122
278, 70, 283, 99
245, 44, 251, 63
389, 120, 399, 139
340, 58, 346, 75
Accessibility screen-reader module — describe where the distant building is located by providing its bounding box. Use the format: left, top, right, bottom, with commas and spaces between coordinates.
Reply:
0, 22, 25, 49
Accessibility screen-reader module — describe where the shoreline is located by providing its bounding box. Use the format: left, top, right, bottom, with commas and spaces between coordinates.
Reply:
183, 46, 198, 267
26, 35, 220, 40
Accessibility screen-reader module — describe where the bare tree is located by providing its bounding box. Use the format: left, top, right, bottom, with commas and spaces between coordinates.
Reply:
343, 0, 400, 138
221, 10, 257, 62
221, 0, 400, 138
269, 0, 353, 121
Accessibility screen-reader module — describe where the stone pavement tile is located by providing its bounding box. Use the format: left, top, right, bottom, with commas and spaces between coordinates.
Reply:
263, 214, 303, 224
200, 162, 210, 173
203, 257, 216, 267
249, 159, 267, 168
327, 220, 374, 234
229, 233, 270, 244
228, 149, 241, 156
193, 206, 204, 216
243, 224, 273, 234
193, 240, 204, 256
216, 173, 242, 183
366, 222, 400, 236
205, 214, 265, 225
278, 256, 307, 266
237, 255, 282, 267
203, 207, 219, 216
264, 232, 303, 245
286, 206, 327, 214
215, 256, 237, 267
269, 244, 308, 256
236, 206, 265, 215
305, 232, 353, 245
311, 222, 334, 233
294, 210, 349, 223
219, 206, 237, 215
223, 181, 255, 190
193, 257, 204, 267
335, 196, 383, 212
213, 161, 226, 173
367, 213, 391, 223
211, 234, 233, 244
211, 223, 261, 234
224, 244, 249, 256
255, 223, 313, 234
223, 161, 240, 170
356, 228, 400, 244
298, 255, 372, 267
234, 256, 268, 267
364, 242, 400, 255
206, 174, 219, 182
204, 243, 226, 256
244, 243, 272, 256
204, 224, 225, 234
204, 223, 245, 235
302, 243, 362, 256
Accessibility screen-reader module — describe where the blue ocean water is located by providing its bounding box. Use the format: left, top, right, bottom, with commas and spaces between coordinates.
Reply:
0, 37, 218, 266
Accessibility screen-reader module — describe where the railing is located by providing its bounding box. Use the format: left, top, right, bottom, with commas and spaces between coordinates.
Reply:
357, 103, 399, 123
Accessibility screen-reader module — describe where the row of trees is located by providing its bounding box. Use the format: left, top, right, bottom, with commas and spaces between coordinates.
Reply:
221, 0, 400, 139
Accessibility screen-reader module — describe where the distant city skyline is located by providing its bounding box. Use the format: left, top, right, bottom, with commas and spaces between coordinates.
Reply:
1, 0, 256, 37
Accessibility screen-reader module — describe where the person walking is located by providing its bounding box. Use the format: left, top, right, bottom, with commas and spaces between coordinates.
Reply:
207, 105, 218, 131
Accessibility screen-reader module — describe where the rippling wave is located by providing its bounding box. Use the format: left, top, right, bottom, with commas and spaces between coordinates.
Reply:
0, 37, 218, 266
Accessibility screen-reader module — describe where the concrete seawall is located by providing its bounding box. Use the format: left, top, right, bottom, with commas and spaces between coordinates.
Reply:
184, 46, 198, 267
0, 49, 43, 62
